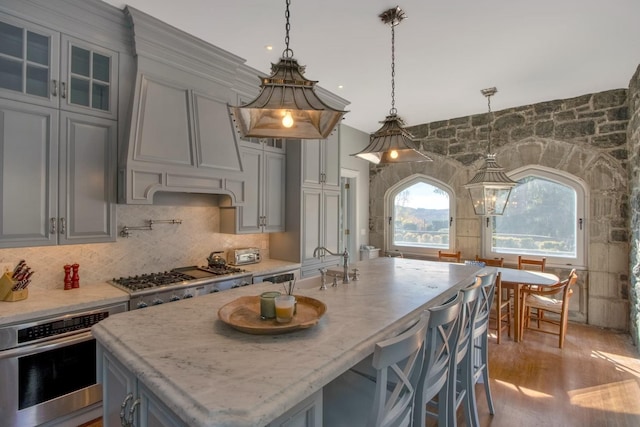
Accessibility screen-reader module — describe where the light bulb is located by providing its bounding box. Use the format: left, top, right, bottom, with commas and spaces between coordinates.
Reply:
389, 150, 399, 159
282, 111, 294, 128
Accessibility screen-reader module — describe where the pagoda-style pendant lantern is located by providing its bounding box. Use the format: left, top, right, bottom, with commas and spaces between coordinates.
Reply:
230, 0, 347, 139
465, 87, 517, 216
351, 6, 431, 164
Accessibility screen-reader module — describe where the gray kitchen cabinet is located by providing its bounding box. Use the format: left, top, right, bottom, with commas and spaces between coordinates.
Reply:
300, 187, 341, 276
301, 132, 340, 190
99, 345, 186, 427
100, 343, 318, 427
269, 129, 343, 277
267, 390, 322, 427
0, 12, 119, 120
220, 139, 286, 234
0, 98, 116, 248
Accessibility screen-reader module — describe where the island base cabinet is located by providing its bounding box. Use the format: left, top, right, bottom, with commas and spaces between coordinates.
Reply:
266, 389, 322, 427
98, 344, 186, 427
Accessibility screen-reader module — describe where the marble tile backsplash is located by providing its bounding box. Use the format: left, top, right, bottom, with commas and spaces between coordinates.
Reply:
0, 204, 269, 290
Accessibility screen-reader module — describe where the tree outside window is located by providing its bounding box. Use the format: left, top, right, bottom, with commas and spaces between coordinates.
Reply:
387, 177, 454, 255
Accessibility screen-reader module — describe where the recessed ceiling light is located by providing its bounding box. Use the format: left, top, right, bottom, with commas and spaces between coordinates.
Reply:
265, 45, 273, 51
338, 85, 344, 89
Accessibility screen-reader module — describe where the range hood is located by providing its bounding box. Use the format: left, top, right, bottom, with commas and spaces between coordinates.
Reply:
119, 7, 251, 205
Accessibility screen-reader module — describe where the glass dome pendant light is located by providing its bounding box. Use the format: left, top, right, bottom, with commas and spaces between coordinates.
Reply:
464, 87, 517, 216
230, 0, 347, 140
351, 6, 431, 164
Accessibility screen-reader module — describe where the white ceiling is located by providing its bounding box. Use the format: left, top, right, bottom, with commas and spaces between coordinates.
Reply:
101, 0, 640, 134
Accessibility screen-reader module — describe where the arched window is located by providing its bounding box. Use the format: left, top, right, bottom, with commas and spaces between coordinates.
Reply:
385, 175, 455, 256
482, 166, 588, 267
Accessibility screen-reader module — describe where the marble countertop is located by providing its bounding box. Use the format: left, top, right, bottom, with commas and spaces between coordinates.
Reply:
93, 257, 483, 427
0, 259, 299, 327
0, 283, 129, 326
239, 259, 301, 276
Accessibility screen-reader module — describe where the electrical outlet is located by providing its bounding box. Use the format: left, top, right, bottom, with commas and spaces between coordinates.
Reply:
0, 262, 14, 274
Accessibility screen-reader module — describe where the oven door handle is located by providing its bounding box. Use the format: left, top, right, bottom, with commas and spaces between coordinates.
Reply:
0, 331, 94, 360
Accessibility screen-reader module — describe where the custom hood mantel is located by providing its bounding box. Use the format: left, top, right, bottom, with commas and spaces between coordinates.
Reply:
119, 7, 249, 204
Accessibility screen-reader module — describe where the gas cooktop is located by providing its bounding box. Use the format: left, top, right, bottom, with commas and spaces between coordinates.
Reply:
111, 266, 247, 293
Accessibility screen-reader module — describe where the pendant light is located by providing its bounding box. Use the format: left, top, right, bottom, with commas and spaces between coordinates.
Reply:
230, 0, 347, 140
464, 87, 517, 216
352, 6, 431, 164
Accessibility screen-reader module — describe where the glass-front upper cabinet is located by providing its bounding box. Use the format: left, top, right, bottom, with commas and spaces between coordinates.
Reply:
60, 35, 117, 119
0, 14, 118, 119
0, 16, 59, 107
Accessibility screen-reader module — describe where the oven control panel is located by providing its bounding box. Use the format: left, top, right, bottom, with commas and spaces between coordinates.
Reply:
18, 311, 110, 344
0, 302, 128, 351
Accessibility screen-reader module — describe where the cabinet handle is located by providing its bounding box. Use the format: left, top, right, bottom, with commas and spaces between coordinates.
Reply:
128, 398, 141, 427
52, 80, 58, 97
119, 393, 133, 427
59, 217, 66, 234
61, 82, 67, 99
50, 217, 57, 234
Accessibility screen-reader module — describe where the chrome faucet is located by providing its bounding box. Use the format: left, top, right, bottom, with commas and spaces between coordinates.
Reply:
313, 246, 350, 284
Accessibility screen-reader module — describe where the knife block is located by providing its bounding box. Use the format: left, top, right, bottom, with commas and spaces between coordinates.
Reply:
0, 272, 28, 302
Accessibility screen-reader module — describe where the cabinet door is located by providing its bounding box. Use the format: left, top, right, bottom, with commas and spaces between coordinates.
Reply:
322, 132, 340, 189
263, 151, 285, 232
0, 99, 58, 248
138, 382, 186, 427
59, 35, 119, 119
268, 389, 322, 427
0, 14, 60, 108
101, 349, 136, 427
58, 112, 116, 244
323, 189, 341, 257
301, 188, 322, 266
236, 146, 262, 233
301, 139, 322, 188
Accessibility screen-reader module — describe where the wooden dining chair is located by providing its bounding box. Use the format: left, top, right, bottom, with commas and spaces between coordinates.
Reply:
520, 269, 578, 348
518, 255, 546, 271
324, 312, 429, 427
438, 250, 461, 263
491, 272, 511, 344
517, 255, 547, 322
475, 255, 504, 267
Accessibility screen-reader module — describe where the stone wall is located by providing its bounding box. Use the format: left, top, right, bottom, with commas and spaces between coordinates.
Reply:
368, 88, 630, 330
628, 65, 640, 346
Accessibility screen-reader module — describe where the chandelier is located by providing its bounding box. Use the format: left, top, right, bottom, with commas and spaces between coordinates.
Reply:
351, 6, 431, 164
230, 0, 347, 139
464, 87, 517, 216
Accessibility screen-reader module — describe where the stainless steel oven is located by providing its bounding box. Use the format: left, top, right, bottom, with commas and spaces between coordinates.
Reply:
0, 302, 127, 427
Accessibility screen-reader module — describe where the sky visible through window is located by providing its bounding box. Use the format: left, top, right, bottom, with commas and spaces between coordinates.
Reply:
398, 182, 449, 210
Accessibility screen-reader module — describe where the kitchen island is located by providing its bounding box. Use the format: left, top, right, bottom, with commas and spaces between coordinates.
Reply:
93, 257, 482, 427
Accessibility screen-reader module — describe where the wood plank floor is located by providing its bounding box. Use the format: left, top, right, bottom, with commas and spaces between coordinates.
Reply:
472, 323, 640, 427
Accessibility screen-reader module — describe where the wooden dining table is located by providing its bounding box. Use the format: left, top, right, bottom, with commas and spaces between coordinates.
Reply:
495, 267, 559, 342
